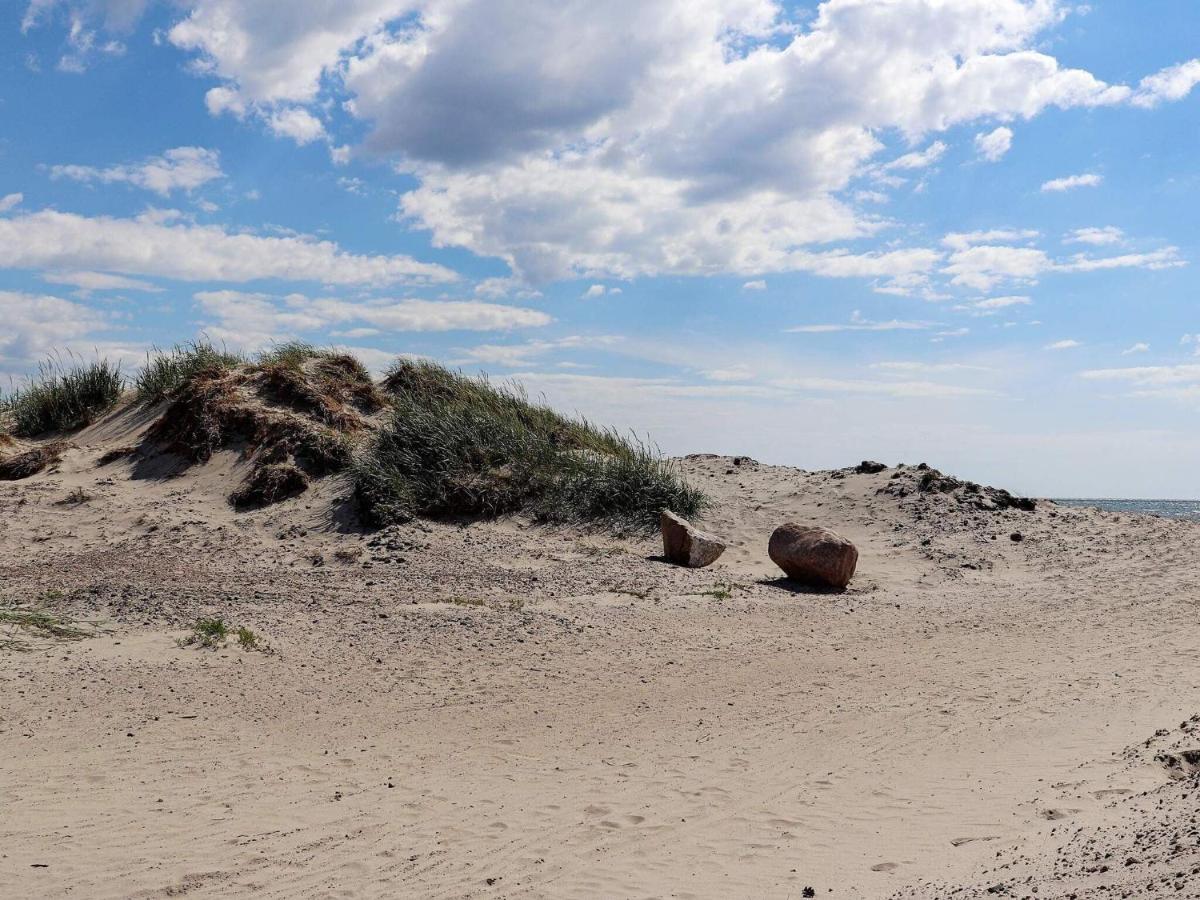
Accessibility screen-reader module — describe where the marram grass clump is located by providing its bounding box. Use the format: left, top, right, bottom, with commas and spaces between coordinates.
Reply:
2, 357, 124, 436
135, 339, 244, 404
356, 360, 707, 532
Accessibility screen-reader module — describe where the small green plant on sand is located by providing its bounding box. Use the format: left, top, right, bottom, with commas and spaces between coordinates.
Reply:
697, 582, 734, 601
179, 617, 269, 652
180, 617, 229, 649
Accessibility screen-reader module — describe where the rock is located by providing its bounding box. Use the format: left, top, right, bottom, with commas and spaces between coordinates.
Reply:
768, 524, 858, 589
855, 460, 887, 474
660, 511, 726, 568
1009, 532, 1024, 542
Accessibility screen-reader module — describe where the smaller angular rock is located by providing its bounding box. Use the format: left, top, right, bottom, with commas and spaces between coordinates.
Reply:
768, 524, 858, 589
661, 511, 726, 568
855, 460, 887, 474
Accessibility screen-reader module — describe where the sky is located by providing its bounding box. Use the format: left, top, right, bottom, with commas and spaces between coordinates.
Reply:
2, 0, 1199, 498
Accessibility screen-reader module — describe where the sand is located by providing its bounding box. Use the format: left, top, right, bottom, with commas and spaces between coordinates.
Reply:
2, 412, 1200, 898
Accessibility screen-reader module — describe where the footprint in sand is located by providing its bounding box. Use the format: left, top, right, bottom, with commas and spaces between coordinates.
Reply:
950, 836, 999, 847
1039, 808, 1078, 821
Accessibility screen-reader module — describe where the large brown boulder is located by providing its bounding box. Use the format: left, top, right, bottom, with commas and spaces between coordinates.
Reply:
768, 524, 858, 589
661, 511, 726, 568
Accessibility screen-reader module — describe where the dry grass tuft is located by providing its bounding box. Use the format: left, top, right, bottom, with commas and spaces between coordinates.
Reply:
230, 462, 310, 508
256, 345, 385, 430
143, 363, 352, 508
0, 441, 69, 481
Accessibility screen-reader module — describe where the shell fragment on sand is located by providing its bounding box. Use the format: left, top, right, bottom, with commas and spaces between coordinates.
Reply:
660, 510, 726, 568
768, 523, 858, 589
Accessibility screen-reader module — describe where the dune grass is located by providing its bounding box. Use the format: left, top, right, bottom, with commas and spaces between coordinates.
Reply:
2, 357, 124, 436
356, 360, 707, 532
135, 339, 244, 404
0, 606, 106, 651
254, 341, 384, 429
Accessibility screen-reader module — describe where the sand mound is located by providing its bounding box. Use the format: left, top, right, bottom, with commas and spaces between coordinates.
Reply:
141, 362, 359, 507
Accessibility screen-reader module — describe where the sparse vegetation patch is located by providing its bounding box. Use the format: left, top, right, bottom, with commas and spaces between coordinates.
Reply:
0, 606, 106, 652
179, 617, 269, 652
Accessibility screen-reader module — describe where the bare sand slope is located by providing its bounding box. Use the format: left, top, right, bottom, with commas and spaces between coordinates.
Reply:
2, 423, 1200, 899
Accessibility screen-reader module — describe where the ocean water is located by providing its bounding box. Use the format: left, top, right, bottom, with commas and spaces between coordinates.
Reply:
1053, 498, 1200, 520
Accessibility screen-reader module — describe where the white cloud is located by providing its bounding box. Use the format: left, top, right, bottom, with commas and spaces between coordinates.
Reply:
22, 1, 1200, 289
943, 243, 1182, 292
787, 310, 932, 334
194, 290, 551, 351
742, 279, 766, 291
0, 208, 457, 286
451, 334, 620, 368
770, 376, 995, 399
1041, 173, 1102, 193
974, 126, 1013, 162
882, 141, 947, 171
1103, 364, 1200, 384
582, 284, 608, 299
1045, 339, 1081, 350
1064, 226, 1123, 246
266, 107, 326, 145
48, 146, 225, 196
942, 229, 1039, 251
972, 294, 1032, 310
0, 289, 113, 368
1060, 247, 1184, 274
1131, 59, 1200, 108
703, 364, 755, 382
0, 193, 23, 213
1122, 342, 1150, 355
42, 270, 162, 293
943, 245, 1051, 291
871, 361, 992, 375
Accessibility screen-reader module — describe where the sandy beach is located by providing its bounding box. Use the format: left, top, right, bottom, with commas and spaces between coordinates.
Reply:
3, 405, 1199, 899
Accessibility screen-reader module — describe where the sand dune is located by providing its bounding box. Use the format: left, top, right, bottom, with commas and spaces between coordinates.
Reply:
3, 412, 1199, 898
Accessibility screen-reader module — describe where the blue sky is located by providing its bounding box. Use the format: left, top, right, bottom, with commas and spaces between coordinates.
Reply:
2, 1, 1199, 496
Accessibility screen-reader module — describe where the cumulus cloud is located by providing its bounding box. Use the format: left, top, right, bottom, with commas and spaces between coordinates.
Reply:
1041, 173, 1102, 193
67, 0, 1181, 284
0, 208, 457, 286
0, 289, 113, 369
1131, 59, 1200, 108
1045, 339, 1081, 350
0, 193, 23, 213
266, 107, 326, 145
742, 280, 766, 291
974, 126, 1014, 162
48, 147, 224, 196
194, 290, 552, 351
1122, 342, 1150, 355
1065, 226, 1123, 246
21, 1, 1200, 288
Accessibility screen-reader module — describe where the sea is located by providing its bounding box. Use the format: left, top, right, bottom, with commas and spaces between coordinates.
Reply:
1052, 499, 1200, 520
